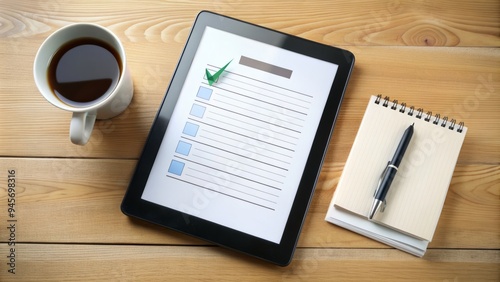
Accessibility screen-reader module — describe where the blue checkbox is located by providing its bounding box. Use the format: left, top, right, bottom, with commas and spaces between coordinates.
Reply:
183, 122, 199, 137
190, 104, 206, 118
197, 86, 213, 100
168, 160, 185, 176
175, 141, 192, 156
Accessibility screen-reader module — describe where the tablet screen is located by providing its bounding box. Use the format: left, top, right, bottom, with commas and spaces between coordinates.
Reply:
141, 26, 338, 243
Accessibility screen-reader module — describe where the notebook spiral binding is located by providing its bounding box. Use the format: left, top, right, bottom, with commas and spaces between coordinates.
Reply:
375, 94, 464, 133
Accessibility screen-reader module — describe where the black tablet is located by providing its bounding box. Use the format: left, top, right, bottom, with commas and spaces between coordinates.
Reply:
121, 11, 354, 266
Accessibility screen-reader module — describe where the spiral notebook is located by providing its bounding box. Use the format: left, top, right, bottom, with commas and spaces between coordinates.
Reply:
325, 95, 467, 257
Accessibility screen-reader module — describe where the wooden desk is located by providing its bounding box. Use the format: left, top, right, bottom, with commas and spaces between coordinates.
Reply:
1, 0, 499, 280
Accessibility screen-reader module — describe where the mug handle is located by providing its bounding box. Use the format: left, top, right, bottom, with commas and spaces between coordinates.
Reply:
70, 112, 96, 145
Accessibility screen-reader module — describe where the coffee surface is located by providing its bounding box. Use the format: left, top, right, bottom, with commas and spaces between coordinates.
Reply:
48, 38, 121, 106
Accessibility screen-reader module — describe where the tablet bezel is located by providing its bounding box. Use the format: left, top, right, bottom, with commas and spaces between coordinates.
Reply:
121, 10, 354, 266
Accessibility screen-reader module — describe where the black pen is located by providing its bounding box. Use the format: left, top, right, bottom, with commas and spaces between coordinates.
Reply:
369, 123, 414, 219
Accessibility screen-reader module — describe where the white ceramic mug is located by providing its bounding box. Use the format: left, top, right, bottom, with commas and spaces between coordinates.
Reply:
34, 23, 133, 145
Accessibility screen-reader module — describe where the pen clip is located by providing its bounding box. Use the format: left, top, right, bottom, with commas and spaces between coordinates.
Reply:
374, 161, 390, 212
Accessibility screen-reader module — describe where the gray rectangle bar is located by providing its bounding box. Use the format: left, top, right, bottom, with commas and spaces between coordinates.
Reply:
239, 56, 292, 79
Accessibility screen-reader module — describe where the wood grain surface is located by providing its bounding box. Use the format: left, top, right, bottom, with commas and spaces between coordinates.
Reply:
0, 0, 499, 280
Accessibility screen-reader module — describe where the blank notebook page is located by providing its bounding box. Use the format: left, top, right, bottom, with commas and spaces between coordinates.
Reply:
333, 95, 467, 241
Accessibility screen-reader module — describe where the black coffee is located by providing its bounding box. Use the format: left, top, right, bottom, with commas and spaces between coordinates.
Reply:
48, 38, 122, 106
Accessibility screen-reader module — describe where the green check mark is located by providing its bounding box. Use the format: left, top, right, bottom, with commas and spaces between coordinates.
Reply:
205, 59, 232, 86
